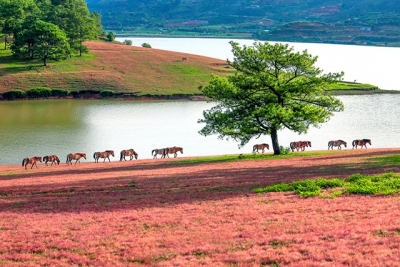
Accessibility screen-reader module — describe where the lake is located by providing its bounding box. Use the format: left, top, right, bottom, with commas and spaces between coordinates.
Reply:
2, 38, 400, 164
116, 37, 400, 91
0, 94, 399, 164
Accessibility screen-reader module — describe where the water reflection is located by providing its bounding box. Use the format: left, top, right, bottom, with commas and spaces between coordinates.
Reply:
0, 95, 399, 164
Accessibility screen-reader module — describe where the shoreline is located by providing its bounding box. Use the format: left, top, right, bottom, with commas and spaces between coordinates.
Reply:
1, 89, 400, 102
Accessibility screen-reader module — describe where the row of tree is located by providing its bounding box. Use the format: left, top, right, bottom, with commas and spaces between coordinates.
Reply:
0, 0, 104, 65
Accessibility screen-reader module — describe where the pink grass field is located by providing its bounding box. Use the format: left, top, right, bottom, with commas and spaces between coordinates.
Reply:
1, 148, 400, 266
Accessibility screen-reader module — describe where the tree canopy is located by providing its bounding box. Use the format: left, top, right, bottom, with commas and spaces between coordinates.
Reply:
0, 0, 103, 64
198, 41, 344, 155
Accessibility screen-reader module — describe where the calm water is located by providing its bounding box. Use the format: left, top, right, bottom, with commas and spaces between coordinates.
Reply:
0, 95, 399, 164
116, 37, 400, 91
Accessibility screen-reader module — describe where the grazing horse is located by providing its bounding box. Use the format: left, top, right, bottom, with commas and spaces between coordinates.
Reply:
165, 146, 183, 158
22, 156, 42, 169
43, 155, 60, 166
352, 139, 372, 149
120, 149, 138, 161
93, 150, 115, 163
328, 140, 347, 150
66, 152, 86, 165
152, 148, 167, 159
253, 143, 269, 153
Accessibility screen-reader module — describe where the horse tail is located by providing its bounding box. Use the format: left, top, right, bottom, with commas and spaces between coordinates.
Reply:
253, 145, 256, 152
93, 152, 96, 159
120, 151, 123, 161
66, 154, 70, 164
352, 140, 356, 148
152, 149, 155, 155
22, 158, 26, 166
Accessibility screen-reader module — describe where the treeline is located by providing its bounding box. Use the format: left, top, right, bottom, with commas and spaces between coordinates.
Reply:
0, 0, 104, 65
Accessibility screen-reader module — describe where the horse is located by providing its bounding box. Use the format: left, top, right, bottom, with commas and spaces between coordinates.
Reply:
182, 57, 188, 61
253, 143, 269, 153
120, 149, 138, 161
43, 155, 60, 166
165, 146, 183, 158
93, 150, 115, 163
152, 148, 167, 159
328, 140, 347, 150
66, 152, 86, 165
22, 156, 42, 169
352, 139, 371, 149
290, 141, 311, 152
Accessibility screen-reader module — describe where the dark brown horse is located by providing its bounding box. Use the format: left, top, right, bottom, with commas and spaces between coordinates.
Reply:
352, 139, 371, 149
253, 143, 269, 153
66, 152, 86, 165
43, 155, 60, 166
22, 156, 42, 169
120, 149, 138, 161
165, 146, 183, 158
93, 150, 115, 163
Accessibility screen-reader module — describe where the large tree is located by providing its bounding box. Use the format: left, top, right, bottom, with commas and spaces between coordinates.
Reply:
12, 18, 70, 65
198, 41, 344, 155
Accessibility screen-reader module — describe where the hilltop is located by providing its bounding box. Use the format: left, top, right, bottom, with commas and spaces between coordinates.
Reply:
87, 0, 400, 47
0, 41, 229, 96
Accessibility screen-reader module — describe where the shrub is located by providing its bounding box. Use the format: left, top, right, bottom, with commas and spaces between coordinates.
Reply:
107, 31, 115, 42
291, 179, 321, 197
123, 39, 133, 46
3, 90, 27, 100
100, 90, 114, 98
279, 146, 291, 155
315, 178, 345, 188
142, 43, 152, 48
51, 88, 70, 97
27, 87, 52, 98
70, 91, 80, 98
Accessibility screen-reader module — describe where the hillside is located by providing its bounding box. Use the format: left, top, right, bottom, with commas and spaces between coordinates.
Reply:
0, 41, 229, 95
87, 0, 400, 47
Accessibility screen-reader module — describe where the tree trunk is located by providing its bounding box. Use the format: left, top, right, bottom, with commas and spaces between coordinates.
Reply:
270, 128, 281, 155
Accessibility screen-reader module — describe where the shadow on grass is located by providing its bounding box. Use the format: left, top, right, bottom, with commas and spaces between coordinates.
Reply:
1, 151, 400, 214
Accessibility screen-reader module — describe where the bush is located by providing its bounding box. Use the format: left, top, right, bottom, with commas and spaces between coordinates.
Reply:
27, 87, 52, 98
292, 179, 321, 197
51, 88, 70, 97
254, 182, 293, 193
3, 90, 27, 100
279, 146, 291, 155
100, 90, 114, 98
123, 39, 133, 46
142, 43, 152, 48
70, 91, 80, 98
107, 31, 115, 42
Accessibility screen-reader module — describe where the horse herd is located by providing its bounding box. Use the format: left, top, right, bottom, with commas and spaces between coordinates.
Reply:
21, 146, 184, 169
252, 139, 372, 153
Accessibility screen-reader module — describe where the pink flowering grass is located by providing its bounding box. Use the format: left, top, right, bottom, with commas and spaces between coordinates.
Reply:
1, 148, 400, 266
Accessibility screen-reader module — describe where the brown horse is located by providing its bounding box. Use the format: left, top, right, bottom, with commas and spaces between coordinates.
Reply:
66, 152, 86, 165
290, 141, 311, 152
352, 139, 371, 149
165, 146, 183, 158
22, 156, 42, 169
120, 149, 138, 161
328, 140, 347, 150
93, 150, 115, 163
43, 155, 60, 166
253, 143, 269, 153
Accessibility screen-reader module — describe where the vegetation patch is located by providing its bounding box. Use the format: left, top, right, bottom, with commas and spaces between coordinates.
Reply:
254, 172, 400, 197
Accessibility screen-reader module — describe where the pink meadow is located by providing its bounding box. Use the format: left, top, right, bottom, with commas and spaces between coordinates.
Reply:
1, 148, 400, 266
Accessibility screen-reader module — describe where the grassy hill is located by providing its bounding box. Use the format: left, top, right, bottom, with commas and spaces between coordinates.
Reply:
0, 41, 381, 97
0, 41, 230, 96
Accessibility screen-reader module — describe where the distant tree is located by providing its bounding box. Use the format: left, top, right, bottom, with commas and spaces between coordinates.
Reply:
106, 31, 115, 42
90, 11, 105, 36
198, 41, 344, 155
142, 42, 151, 48
123, 39, 132, 45
12, 19, 70, 66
